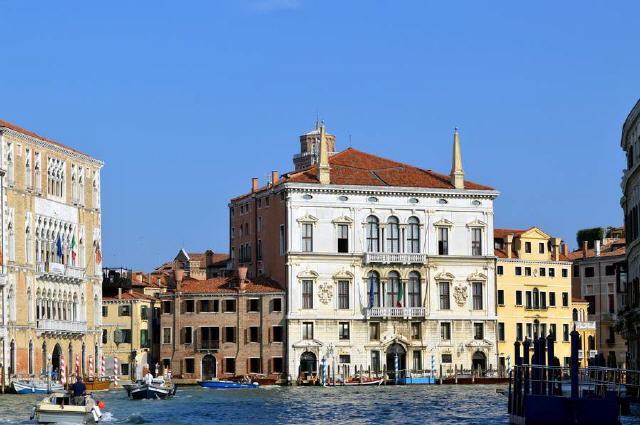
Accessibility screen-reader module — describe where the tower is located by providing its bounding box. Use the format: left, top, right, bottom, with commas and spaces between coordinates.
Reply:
450, 128, 464, 189
293, 120, 336, 171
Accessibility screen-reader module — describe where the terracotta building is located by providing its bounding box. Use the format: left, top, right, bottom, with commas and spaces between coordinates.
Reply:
158, 268, 286, 382
153, 249, 230, 286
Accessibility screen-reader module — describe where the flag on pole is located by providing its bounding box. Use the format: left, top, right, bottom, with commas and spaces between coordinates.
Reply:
396, 283, 404, 307
56, 236, 63, 259
71, 235, 77, 263
95, 241, 102, 264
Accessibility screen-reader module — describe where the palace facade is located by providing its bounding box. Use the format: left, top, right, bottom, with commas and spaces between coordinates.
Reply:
229, 124, 499, 380
0, 120, 103, 386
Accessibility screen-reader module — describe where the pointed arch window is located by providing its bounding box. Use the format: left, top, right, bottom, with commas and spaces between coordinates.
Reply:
366, 216, 380, 252
407, 217, 420, 253
386, 217, 400, 253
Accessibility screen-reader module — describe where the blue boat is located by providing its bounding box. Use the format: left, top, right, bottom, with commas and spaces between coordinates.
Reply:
197, 380, 259, 389
12, 380, 64, 394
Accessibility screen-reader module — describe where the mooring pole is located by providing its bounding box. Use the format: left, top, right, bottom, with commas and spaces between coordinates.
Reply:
523, 338, 531, 396
547, 332, 555, 395
570, 329, 580, 400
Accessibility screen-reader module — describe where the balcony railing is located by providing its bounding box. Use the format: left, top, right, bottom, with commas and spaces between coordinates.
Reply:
199, 340, 220, 350
367, 307, 426, 318
36, 262, 85, 282
364, 252, 427, 264
575, 321, 596, 330
36, 319, 87, 334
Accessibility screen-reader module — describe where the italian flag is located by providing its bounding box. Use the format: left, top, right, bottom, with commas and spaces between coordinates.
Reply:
71, 235, 77, 263
396, 284, 404, 307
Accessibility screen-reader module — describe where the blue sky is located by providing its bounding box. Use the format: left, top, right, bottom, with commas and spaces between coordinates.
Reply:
0, 1, 637, 270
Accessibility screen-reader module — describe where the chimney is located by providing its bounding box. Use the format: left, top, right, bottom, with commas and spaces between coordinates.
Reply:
450, 128, 464, 189
136, 273, 143, 283
117, 287, 122, 300
505, 234, 513, 259
174, 268, 184, 285
562, 242, 568, 257
237, 266, 248, 290
318, 124, 331, 185
551, 237, 561, 261
582, 241, 588, 259
271, 170, 279, 186
251, 177, 259, 193
595, 240, 601, 257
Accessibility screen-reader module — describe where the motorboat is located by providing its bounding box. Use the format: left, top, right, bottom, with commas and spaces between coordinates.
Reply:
83, 377, 112, 392
30, 391, 104, 424
327, 376, 384, 386
12, 379, 64, 394
126, 376, 176, 400
197, 378, 259, 389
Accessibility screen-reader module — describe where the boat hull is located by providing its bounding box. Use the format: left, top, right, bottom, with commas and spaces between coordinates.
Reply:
13, 381, 64, 394
127, 384, 175, 400
35, 409, 96, 424
85, 379, 112, 392
197, 380, 259, 389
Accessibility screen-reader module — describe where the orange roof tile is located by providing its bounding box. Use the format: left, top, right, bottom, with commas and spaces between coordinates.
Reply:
177, 276, 283, 294
567, 239, 626, 260
103, 292, 157, 302
0, 119, 97, 161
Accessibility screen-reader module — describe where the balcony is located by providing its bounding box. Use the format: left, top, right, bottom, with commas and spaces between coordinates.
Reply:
36, 319, 87, 335
364, 252, 427, 265
36, 262, 85, 284
367, 307, 426, 319
198, 340, 220, 351
575, 321, 596, 330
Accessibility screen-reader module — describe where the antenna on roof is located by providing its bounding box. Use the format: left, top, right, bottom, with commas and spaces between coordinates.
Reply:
315, 111, 320, 130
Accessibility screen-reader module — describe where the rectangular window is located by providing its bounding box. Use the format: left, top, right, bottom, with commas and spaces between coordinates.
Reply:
279, 225, 286, 255
224, 327, 236, 343
563, 324, 569, 342
497, 290, 504, 305
198, 299, 219, 313
540, 292, 547, 309
272, 326, 284, 343
302, 223, 313, 252
525, 241, 531, 253
585, 267, 595, 277
181, 327, 193, 344
441, 322, 451, 340
605, 265, 615, 276
609, 294, 615, 313
140, 330, 149, 348
498, 322, 505, 342
549, 268, 555, 277
562, 292, 569, 307
339, 322, 350, 340
574, 267, 580, 277
549, 292, 556, 307
162, 301, 172, 314
540, 267, 546, 277
121, 329, 132, 344
339, 354, 351, 364
540, 323, 547, 338
102, 306, 108, 317
247, 298, 260, 312
118, 305, 131, 317
257, 239, 262, 260
121, 363, 130, 376
441, 354, 452, 364
472, 282, 483, 310
412, 351, 422, 371
526, 291, 532, 309
515, 267, 522, 276
338, 281, 350, 309
302, 280, 314, 309
248, 326, 260, 343
369, 322, 380, 340
302, 322, 314, 340
497, 265, 503, 275
516, 291, 523, 306
439, 282, 450, 310
337, 224, 349, 253
163, 327, 171, 344
471, 228, 482, 256
539, 242, 545, 254
249, 358, 261, 374
411, 322, 421, 340
224, 299, 237, 313
183, 300, 195, 313
272, 358, 284, 374
516, 323, 523, 341
562, 268, 568, 278
585, 295, 596, 314
525, 267, 531, 276
550, 323, 557, 338
526, 323, 532, 339
474, 323, 484, 340
184, 358, 195, 374
371, 351, 381, 373
140, 305, 149, 320
225, 358, 236, 374
271, 298, 283, 312
438, 227, 449, 255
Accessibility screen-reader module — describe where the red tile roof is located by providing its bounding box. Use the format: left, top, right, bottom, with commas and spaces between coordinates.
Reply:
494, 228, 528, 239
0, 119, 96, 160
232, 147, 494, 201
494, 228, 571, 261
567, 239, 626, 260
103, 292, 157, 302
177, 276, 283, 294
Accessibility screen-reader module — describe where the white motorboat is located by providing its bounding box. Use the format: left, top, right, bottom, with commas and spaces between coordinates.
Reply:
30, 391, 103, 424
12, 379, 64, 394
126, 376, 176, 400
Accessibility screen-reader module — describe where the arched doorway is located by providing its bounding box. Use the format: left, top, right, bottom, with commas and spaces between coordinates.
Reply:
386, 343, 406, 380
472, 351, 487, 374
299, 352, 317, 378
202, 355, 216, 380
52, 343, 62, 376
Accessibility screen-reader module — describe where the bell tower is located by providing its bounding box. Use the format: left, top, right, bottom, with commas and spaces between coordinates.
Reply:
293, 119, 336, 171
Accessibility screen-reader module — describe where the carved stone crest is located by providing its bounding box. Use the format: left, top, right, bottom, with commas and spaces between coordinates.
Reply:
453, 285, 468, 307
318, 282, 333, 304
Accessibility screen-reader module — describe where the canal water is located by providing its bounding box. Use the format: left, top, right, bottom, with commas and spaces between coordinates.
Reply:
1, 384, 640, 424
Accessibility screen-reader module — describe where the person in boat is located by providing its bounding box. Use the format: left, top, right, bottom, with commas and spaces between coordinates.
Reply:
143, 370, 153, 385
71, 376, 86, 405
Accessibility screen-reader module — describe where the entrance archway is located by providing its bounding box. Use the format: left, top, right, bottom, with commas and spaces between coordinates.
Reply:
299, 352, 317, 378
386, 343, 406, 380
52, 343, 62, 376
472, 351, 487, 374
202, 355, 216, 380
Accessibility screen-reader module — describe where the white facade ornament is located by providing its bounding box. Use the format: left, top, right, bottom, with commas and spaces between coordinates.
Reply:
467, 271, 487, 282
466, 218, 487, 228
296, 214, 318, 223
453, 285, 468, 307
434, 271, 455, 281
433, 218, 454, 227
297, 269, 319, 279
318, 282, 333, 304
332, 216, 353, 224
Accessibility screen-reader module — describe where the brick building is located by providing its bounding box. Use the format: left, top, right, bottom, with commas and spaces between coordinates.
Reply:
158, 268, 286, 382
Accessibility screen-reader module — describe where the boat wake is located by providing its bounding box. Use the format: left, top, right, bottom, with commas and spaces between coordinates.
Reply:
100, 412, 116, 422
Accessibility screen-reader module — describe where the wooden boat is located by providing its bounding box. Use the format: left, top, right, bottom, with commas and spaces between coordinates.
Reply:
198, 379, 259, 389
30, 391, 104, 424
84, 377, 112, 392
327, 377, 384, 386
126, 377, 176, 400
12, 379, 64, 394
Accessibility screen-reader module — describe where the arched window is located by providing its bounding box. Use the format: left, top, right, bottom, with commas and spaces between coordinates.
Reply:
407, 217, 420, 253
408, 271, 421, 307
386, 217, 400, 253
572, 308, 578, 321
367, 271, 380, 307
386, 271, 401, 307
366, 216, 380, 252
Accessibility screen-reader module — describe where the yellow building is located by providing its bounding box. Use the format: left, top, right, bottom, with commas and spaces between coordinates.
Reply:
494, 227, 596, 370
0, 120, 103, 387
101, 289, 157, 381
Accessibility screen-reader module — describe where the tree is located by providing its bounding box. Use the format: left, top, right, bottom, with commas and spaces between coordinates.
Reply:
576, 227, 604, 249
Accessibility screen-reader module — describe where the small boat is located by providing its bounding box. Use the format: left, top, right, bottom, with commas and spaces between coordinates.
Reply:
327, 377, 384, 386
197, 378, 259, 389
84, 378, 112, 392
12, 380, 64, 394
30, 391, 104, 424
126, 377, 176, 400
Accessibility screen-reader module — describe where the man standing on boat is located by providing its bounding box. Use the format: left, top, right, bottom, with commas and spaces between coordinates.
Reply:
71, 377, 86, 404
